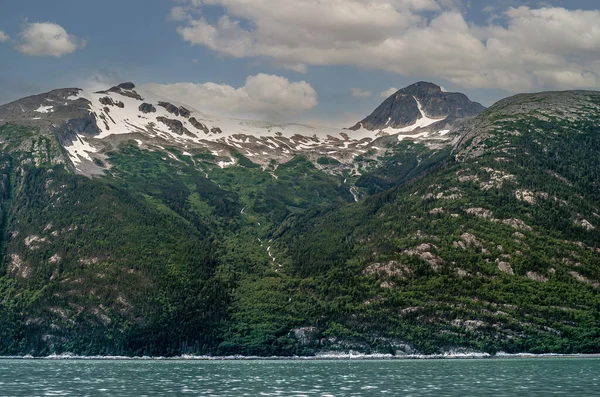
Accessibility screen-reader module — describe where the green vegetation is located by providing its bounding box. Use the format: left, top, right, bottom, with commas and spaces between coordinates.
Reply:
355, 142, 452, 194
0, 91, 599, 357
317, 157, 341, 166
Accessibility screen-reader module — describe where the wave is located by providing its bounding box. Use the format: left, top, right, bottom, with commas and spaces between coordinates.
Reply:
2, 352, 600, 360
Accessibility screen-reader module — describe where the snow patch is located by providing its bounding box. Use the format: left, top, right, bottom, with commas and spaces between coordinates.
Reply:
397, 131, 431, 141
64, 135, 99, 166
382, 97, 445, 135
34, 105, 53, 114
217, 158, 236, 169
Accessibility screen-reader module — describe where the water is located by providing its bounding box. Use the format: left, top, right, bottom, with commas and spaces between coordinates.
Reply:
0, 358, 599, 396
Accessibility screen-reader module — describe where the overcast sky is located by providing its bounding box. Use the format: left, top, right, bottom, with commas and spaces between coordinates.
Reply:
0, 0, 599, 126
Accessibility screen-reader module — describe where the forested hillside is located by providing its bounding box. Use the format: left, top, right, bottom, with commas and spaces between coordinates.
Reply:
0, 90, 599, 356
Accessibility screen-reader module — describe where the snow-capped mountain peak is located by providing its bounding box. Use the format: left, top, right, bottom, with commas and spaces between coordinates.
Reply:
0, 81, 481, 176
350, 81, 485, 133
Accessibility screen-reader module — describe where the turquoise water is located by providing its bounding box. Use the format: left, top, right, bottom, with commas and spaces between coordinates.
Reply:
0, 358, 599, 396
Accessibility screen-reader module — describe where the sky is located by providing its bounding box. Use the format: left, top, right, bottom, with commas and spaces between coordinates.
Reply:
0, 0, 599, 127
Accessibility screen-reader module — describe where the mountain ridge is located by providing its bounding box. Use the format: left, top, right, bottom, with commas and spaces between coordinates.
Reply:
350, 82, 486, 132
0, 84, 598, 357
0, 81, 475, 177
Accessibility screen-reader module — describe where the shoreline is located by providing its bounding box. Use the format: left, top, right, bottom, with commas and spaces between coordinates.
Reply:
2, 353, 600, 361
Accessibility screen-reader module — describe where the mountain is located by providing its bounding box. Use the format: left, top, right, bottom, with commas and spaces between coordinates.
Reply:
0, 82, 482, 178
350, 82, 485, 133
274, 89, 600, 354
0, 83, 598, 357
0, 82, 367, 175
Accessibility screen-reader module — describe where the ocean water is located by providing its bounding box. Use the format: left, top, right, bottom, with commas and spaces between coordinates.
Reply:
0, 358, 599, 396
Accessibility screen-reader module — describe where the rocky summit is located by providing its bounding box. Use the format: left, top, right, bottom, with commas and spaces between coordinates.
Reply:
350, 82, 485, 132
0, 82, 482, 178
0, 82, 598, 358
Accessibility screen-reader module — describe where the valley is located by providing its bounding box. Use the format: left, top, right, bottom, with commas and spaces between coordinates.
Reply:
0, 82, 598, 357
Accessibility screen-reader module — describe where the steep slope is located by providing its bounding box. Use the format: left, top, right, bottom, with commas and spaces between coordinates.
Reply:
0, 82, 481, 180
0, 119, 359, 356
272, 90, 600, 354
0, 124, 234, 355
350, 82, 485, 134
0, 85, 598, 357
0, 82, 371, 175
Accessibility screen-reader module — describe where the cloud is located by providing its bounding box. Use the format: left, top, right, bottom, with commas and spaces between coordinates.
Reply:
168, 0, 203, 21
380, 87, 399, 98
16, 22, 86, 57
143, 73, 318, 120
78, 70, 126, 92
168, 6, 190, 21
0, 31, 9, 43
352, 88, 372, 98
171, 1, 600, 91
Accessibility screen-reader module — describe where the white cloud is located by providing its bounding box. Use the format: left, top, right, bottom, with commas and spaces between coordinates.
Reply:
0, 31, 9, 43
171, 2, 600, 91
169, 0, 203, 21
16, 22, 86, 57
169, 7, 190, 21
352, 88, 372, 98
143, 73, 318, 120
380, 87, 398, 98
78, 70, 126, 92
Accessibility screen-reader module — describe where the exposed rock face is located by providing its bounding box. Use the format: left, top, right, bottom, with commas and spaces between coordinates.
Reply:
569, 271, 600, 288
158, 101, 180, 116
0, 80, 490, 179
1, 81, 400, 177
117, 82, 135, 90
292, 327, 319, 346
404, 243, 445, 270
0, 88, 92, 131
461, 233, 483, 248
454, 90, 600, 161
352, 93, 421, 131
138, 103, 156, 114
99, 97, 124, 108
578, 219, 596, 231
515, 190, 536, 204
178, 106, 191, 118
53, 118, 101, 145
527, 272, 548, 283
364, 261, 412, 279
188, 117, 209, 134
496, 259, 514, 275
350, 82, 485, 131
465, 207, 495, 220
98, 82, 144, 101
156, 117, 191, 136
502, 218, 533, 231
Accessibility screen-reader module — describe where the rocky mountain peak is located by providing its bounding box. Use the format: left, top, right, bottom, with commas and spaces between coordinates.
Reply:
97, 82, 143, 101
0, 80, 487, 178
350, 82, 485, 132
116, 82, 136, 90
401, 81, 444, 95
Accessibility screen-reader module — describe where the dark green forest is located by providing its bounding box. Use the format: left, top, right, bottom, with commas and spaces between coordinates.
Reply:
0, 91, 599, 356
